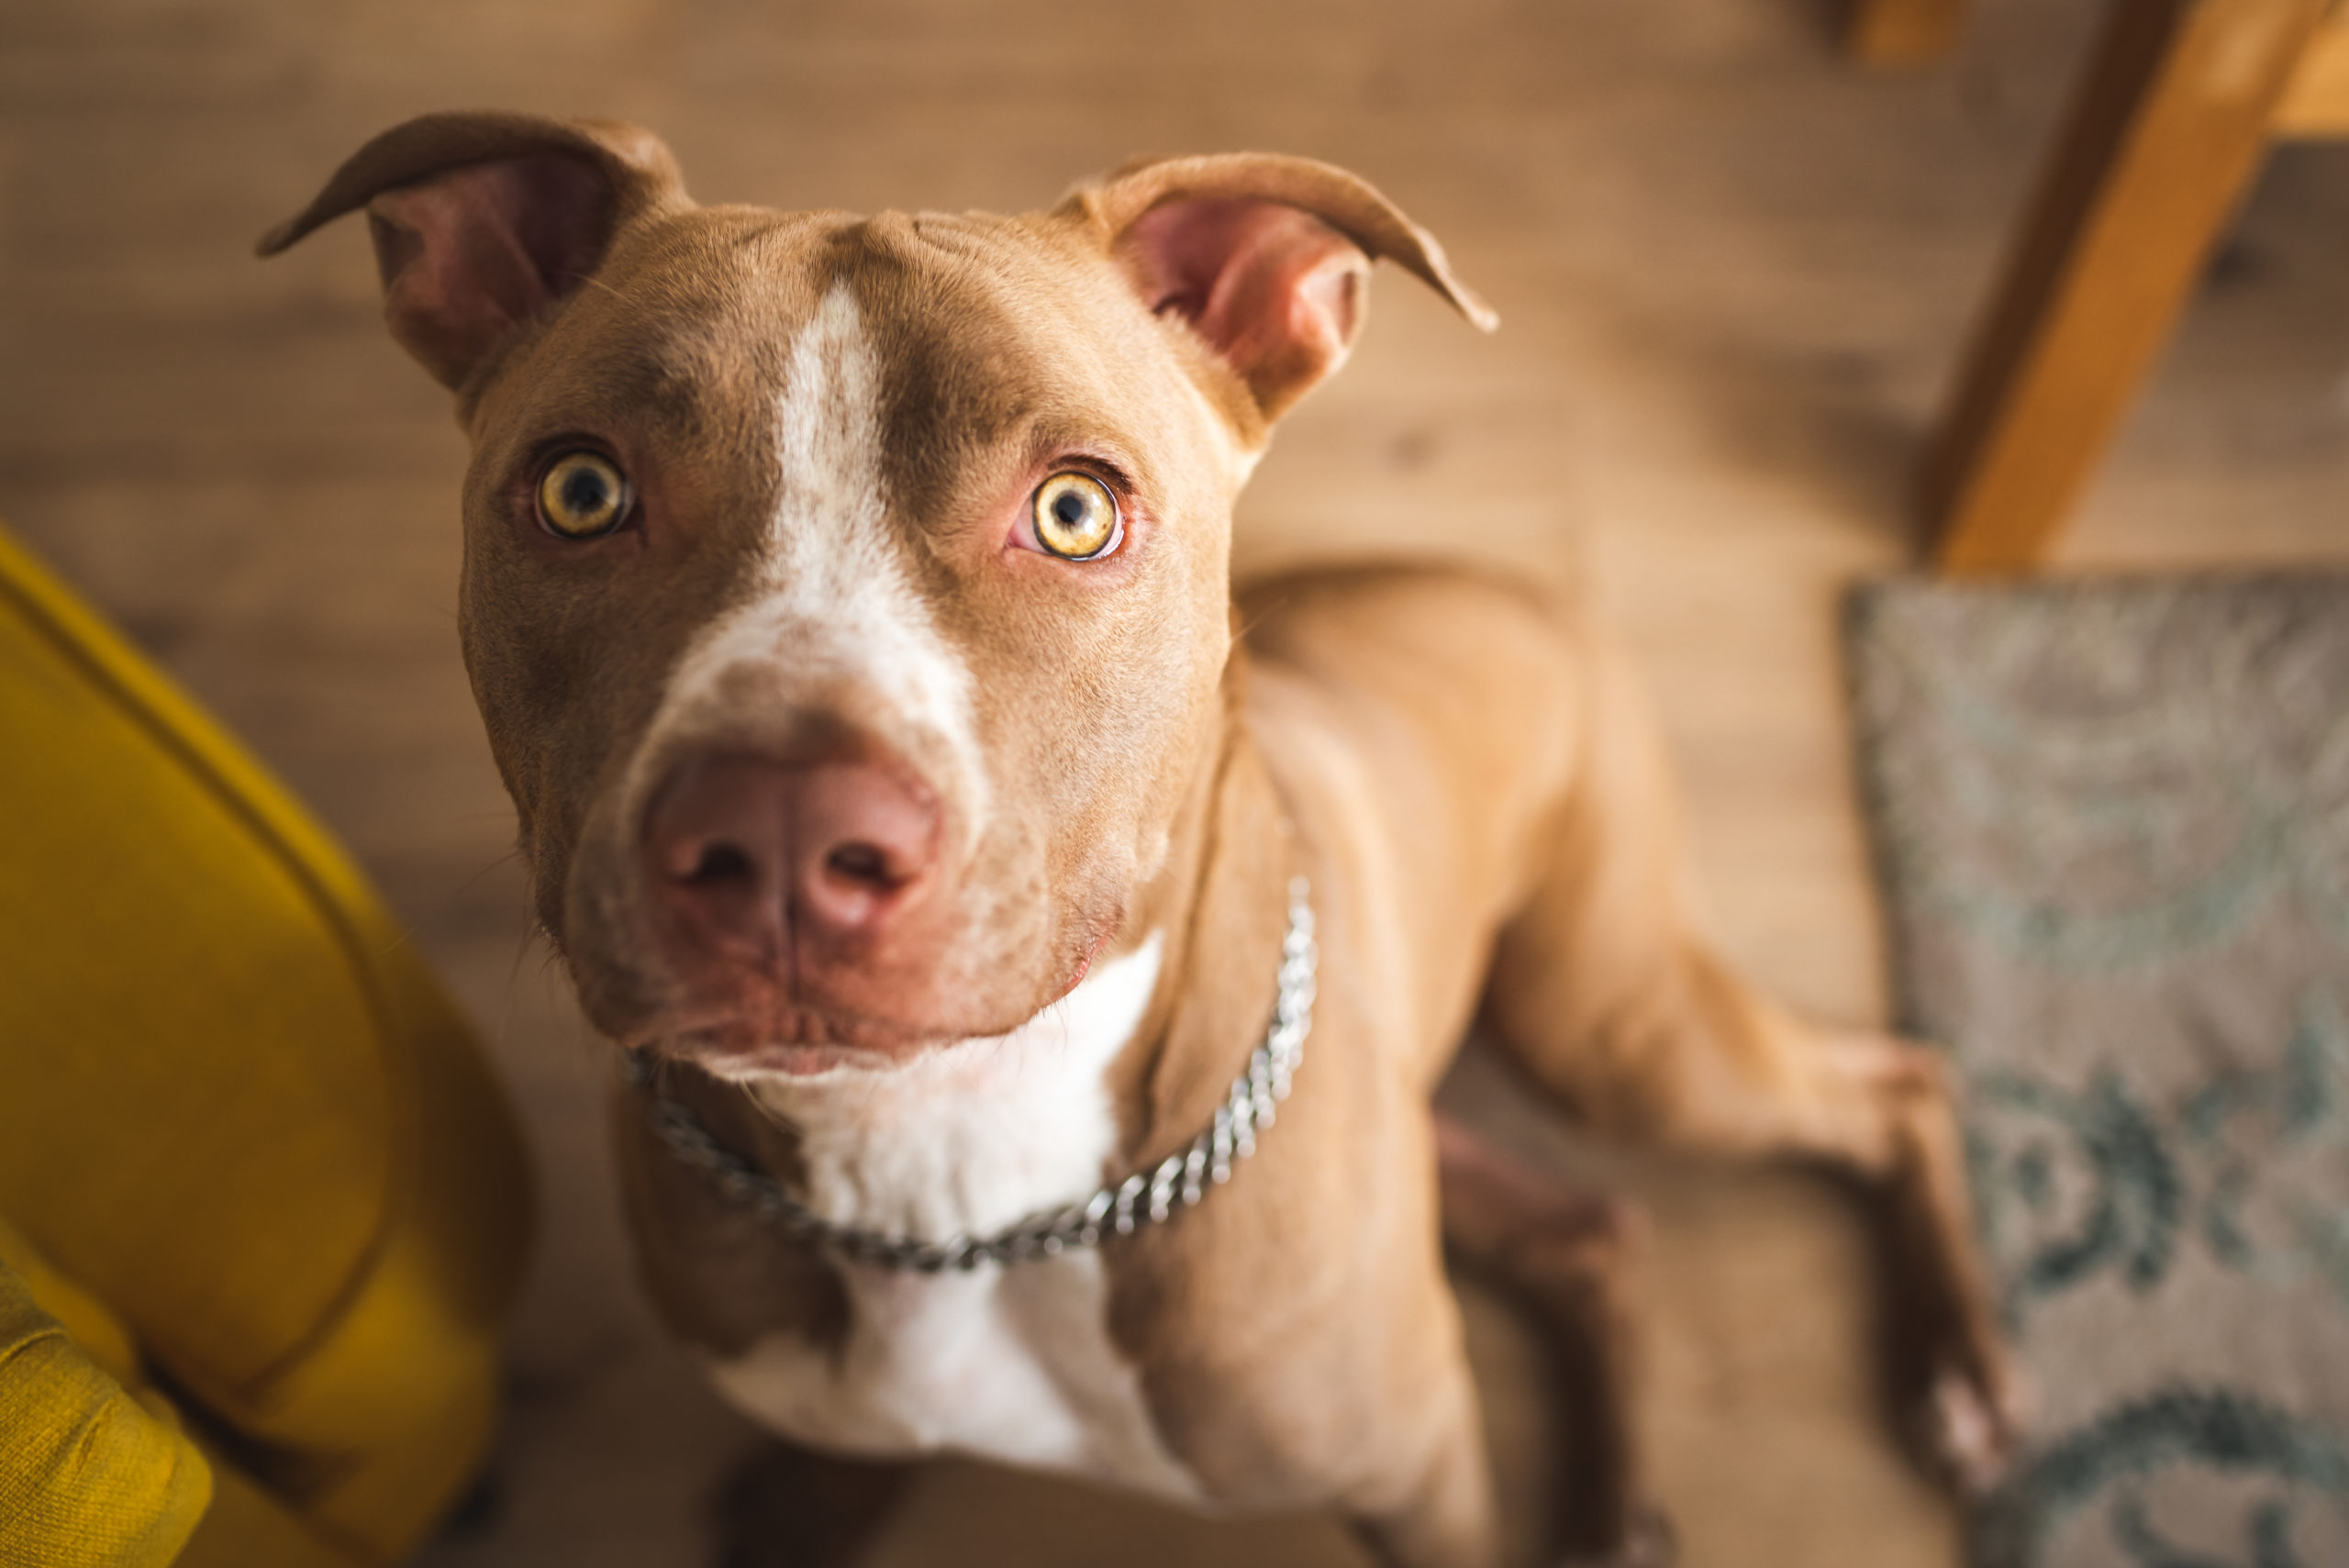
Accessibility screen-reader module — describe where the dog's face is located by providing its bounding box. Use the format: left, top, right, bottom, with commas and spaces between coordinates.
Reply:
265, 115, 1489, 1075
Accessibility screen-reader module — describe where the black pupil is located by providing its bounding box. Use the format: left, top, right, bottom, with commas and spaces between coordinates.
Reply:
1052, 490, 1088, 527
562, 465, 612, 519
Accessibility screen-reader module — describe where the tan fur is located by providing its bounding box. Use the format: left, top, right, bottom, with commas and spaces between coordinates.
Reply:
266, 116, 2019, 1568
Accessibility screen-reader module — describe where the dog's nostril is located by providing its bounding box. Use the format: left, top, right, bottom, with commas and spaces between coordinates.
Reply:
686, 842, 755, 884
824, 841, 895, 888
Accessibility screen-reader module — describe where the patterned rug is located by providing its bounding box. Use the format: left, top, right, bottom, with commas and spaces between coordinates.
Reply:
1843, 575, 2349, 1568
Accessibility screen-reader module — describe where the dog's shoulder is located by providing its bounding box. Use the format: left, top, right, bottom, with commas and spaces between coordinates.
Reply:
1232, 559, 1588, 756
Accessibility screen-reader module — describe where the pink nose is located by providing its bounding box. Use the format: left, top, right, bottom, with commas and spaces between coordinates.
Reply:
642, 753, 941, 964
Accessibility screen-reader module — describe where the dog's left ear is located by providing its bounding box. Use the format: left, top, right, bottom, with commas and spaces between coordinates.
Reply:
1060, 153, 1497, 428
259, 112, 687, 393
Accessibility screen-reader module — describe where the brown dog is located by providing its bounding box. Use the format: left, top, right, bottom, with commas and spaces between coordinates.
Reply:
263, 113, 2019, 1567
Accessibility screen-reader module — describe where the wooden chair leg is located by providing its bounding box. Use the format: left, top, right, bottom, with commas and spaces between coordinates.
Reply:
1922, 0, 2329, 575
1845, 0, 1971, 67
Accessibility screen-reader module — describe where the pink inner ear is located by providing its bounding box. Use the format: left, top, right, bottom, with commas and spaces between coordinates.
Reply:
365, 154, 610, 390
1125, 197, 1370, 418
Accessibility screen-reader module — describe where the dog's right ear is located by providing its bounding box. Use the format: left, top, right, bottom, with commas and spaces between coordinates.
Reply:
258, 112, 687, 391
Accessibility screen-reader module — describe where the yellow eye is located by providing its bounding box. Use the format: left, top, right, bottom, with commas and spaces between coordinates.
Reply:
1031, 473, 1120, 560
538, 450, 632, 539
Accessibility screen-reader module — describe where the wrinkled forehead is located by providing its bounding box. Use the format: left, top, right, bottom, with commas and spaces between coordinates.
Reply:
518, 205, 1203, 499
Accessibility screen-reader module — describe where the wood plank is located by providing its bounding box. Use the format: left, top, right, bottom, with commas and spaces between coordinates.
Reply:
1844, 0, 1970, 67
2272, 11, 2349, 133
1921, 0, 2330, 574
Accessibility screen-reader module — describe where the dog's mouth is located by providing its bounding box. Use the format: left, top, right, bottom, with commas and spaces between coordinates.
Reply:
624, 928, 1117, 1081
633, 1005, 954, 1078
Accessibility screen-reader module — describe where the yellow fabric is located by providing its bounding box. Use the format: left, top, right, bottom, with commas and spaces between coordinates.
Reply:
0, 523, 533, 1566
0, 1237, 212, 1568
0, 1218, 365, 1568
173, 1455, 364, 1568
0, 1214, 141, 1392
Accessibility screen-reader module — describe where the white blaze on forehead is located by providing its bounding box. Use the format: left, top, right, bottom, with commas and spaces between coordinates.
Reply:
763, 282, 980, 771
631, 279, 986, 837
774, 279, 888, 572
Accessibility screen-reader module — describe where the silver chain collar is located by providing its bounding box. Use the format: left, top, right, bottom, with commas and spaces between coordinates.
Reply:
624, 876, 1316, 1273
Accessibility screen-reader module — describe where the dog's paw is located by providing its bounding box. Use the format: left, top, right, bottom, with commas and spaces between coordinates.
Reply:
1555, 1506, 1676, 1568
1915, 1359, 2032, 1496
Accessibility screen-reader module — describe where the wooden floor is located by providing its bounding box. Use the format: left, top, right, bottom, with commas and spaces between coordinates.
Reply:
5, 1, 2347, 1563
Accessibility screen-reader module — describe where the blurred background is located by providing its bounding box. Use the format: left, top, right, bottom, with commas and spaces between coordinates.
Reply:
5, 1, 2348, 1564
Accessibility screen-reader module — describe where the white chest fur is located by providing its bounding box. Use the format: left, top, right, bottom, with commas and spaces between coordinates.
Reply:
700, 936, 1202, 1501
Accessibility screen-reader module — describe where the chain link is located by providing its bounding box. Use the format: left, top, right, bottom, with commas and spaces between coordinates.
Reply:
625, 877, 1316, 1273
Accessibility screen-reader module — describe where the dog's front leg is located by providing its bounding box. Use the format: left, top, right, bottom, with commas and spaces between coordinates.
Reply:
1434, 1116, 1671, 1568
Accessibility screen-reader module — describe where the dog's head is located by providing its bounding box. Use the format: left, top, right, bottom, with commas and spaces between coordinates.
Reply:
264, 113, 1491, 1076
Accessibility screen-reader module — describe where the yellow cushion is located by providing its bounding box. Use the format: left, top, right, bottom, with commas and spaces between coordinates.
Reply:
173, 1459, 366, 1568
0, 524, 533, 1563
0, 1228, 213, 1568
0, 1213, 142, 1391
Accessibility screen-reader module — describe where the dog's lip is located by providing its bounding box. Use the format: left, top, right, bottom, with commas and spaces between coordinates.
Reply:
631, 945, 1108, 1075
638, 1007, 948, 1063
1050, 929, 1115, 1003
629, 995, 1001, 1071
681, 1034, 909, 1079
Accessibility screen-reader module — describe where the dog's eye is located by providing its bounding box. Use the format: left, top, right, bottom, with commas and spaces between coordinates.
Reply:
538, 450, 632, 539
1030, 473, 1120, 561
